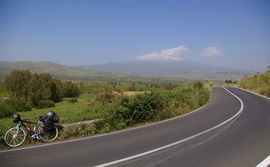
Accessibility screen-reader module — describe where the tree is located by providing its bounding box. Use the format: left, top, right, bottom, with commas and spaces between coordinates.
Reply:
28, 73, 53, 105
50, 79, 64, 102
63, 81, 80, 98
95, 83, 121, 103
4, 70, 80, 105
4, 70, 32, 100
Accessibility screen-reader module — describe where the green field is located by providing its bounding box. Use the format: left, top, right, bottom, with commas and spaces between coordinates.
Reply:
0, 80, 212, 149
0, 82, 103, 147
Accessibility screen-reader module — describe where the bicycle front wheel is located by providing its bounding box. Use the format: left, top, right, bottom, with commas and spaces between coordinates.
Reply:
4, 127, 26, 147
38, 126, 58, 142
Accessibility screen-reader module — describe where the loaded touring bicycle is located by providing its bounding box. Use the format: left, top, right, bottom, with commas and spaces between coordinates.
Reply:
4, 111, 60, 147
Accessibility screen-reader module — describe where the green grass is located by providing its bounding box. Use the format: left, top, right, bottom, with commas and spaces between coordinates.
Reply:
238, 70, 270, 97
0, 80, 211, 149
82, 82, 102, 93
0, 92, 103, 148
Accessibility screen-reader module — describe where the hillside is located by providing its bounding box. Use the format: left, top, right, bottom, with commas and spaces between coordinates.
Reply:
0, 61, 134, 81
238, 68, 270, 97
0, 61, 251, 81
86, 61, 250, 81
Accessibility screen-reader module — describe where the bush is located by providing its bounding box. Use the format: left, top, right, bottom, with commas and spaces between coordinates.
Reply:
0, 101, 15, 119
37, 100, 55, 109
95, 84, 122, 103
225, 79, 233, 84
98, 91, 170, 128
5, 98, 32, 112
63, 81, 80, 98
94, 81, 211, 132
238, 70, 270, 96
121, 92, 168, 124
68, 98, 78, 103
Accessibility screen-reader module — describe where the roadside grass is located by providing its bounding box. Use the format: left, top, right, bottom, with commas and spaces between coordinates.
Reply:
238, 70, 270, 97
0, 82, 110, 148
0, 81, 211, 149
0, 92, 102, 149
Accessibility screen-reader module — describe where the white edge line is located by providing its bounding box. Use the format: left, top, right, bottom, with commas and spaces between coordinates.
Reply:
236, 89, 270, 167
0, 88, 211, 153
257, 155, 270, 167
232, 86, 270, 100
95, 86, 244, 167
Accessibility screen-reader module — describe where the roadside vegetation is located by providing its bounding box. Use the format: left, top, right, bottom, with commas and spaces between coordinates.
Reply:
0, 70, 211, 149
92, 81, 210, 133
238, 66, 270, 97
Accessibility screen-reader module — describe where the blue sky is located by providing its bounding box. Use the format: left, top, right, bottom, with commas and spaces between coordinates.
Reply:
0, 0, 269, 71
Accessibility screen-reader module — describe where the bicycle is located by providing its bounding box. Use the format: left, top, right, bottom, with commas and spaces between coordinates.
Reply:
4, 113, 59, 147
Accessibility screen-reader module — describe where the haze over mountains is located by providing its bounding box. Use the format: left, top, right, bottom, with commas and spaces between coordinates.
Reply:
0, 61, 251, 81
0, 61, 130, 81
85, 60, 250, 81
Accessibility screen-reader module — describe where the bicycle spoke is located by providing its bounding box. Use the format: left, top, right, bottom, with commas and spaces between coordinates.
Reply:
4, 127, 26, 147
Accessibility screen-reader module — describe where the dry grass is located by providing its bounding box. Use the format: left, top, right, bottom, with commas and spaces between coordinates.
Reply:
122, 91, 147, 96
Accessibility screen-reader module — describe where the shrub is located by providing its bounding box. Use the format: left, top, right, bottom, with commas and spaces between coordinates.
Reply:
68, 98, 78, 103
63, 81, 80, 98
5, 98, 32, 112
37, 100, 55, 109
238, 69, 270, 96
0, 101, 15, 119
95, 84, 122, 103
265, 88, 270, 97
94, 82, 211, 132
113, 91, 169, 125
225, 79, 233, 84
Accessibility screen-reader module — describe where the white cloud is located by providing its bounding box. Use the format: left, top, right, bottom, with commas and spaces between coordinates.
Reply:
200, 46, 221, 57
136, 45, 188, 61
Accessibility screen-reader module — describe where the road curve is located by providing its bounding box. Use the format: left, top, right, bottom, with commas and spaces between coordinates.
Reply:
1, 87, 270, 167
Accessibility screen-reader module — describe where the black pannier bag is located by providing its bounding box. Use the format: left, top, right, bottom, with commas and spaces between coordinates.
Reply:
43, 111, 60, 132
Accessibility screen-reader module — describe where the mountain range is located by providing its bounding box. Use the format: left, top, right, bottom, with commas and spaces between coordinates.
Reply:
85, 61, 250, 81
0, 61, 250, 81
0, 61, 132, 81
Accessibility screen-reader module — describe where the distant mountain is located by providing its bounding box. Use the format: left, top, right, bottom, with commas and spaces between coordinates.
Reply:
85, 61, 250, 81
0, 61, 251, 81
0, 61, 134, 81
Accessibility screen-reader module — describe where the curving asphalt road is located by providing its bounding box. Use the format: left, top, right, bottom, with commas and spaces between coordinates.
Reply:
1, 87, 270, 167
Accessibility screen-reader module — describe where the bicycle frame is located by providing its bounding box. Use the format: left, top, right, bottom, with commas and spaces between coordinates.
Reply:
16, 121, 43, 139
14, 123, 21, 139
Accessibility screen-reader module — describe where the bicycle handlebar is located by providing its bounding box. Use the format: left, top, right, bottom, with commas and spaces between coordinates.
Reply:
20, 118, 39, 124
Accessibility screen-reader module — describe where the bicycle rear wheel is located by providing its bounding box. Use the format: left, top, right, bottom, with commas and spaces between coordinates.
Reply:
38, 126, 58, 142
4, 127, 26, 147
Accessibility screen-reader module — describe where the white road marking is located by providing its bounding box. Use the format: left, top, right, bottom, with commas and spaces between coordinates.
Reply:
233, 86, 270, 100
238, 88, 270, 167
257, 155, 270, 167
95, 87, 244, 167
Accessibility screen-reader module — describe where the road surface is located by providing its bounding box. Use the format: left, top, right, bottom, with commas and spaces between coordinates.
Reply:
1, 87, 270, 167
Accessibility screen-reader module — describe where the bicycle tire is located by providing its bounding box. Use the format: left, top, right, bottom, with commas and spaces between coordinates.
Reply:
38, 126, 58, 142
4, 127, 27, 147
